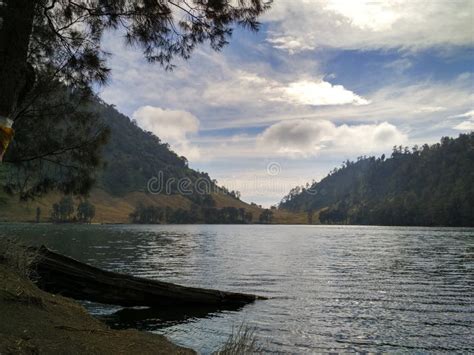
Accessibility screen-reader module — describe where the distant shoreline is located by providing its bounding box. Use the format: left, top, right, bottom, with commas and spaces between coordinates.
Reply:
1, 221, 473, 228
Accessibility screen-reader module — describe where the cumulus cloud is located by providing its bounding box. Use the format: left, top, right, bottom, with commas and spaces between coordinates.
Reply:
284, 80, 370, 106
132, 106, 200, 159
265, 0, 474, 53
258, 119, 407, 156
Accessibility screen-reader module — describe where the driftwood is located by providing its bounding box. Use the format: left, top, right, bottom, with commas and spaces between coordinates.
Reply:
32, 246, 266, 307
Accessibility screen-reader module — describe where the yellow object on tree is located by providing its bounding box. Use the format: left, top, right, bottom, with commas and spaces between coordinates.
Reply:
0, 117, 14, 161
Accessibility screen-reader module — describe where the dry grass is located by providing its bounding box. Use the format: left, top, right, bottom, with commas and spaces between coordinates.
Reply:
214, 323, 262, 355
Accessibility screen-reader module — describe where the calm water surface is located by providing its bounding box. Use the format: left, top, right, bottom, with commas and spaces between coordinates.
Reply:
1, 224, 473, 353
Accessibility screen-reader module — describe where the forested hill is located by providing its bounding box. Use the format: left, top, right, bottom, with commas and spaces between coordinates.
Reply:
92, 100, 249, 211
95, 101, 209, 196
279, 133, 474, 227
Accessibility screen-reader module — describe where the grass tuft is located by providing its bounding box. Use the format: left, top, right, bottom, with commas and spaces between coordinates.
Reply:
214, 323, 262, 355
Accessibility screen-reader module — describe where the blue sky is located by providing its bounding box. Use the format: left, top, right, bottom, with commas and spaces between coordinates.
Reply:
99, 0, 474, 207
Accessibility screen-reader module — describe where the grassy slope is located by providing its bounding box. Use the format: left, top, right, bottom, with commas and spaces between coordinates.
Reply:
0, 189, 191, 224
0, 189, 307, 224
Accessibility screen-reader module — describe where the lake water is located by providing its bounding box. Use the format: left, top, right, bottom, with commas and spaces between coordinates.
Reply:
1, 224, 473, 353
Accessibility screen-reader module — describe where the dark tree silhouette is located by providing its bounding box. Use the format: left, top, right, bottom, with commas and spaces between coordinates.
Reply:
2, 81, 109, 199
129, 203, 164, 224
77, 199, 96, 223
258, 209, 273, 224
50, 195, 75, 222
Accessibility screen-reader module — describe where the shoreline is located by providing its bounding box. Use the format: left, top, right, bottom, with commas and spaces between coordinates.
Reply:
1, 221, 473, 228
0, 263, 195, 354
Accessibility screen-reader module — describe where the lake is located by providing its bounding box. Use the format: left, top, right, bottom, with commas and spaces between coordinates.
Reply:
1, 224, 473, 353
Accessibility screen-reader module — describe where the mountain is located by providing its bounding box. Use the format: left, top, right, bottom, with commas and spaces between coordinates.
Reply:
279, 133, 474, 227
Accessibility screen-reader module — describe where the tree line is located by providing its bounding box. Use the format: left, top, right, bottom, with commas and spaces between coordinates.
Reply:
50, 196, 96, 223
130, 203, 274, 224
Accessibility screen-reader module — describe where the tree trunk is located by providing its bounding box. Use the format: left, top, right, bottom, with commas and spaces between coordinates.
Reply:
0, 0, 36, 161
33, 246, 267, 307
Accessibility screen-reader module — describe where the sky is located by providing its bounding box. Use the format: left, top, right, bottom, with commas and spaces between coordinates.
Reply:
99, 0, 474, 207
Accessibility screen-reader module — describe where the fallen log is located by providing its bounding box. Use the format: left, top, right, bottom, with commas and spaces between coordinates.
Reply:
32, 246, 266, 307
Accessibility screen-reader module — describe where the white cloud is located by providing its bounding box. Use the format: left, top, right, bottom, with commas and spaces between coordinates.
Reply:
454, 120, 474, 130
284, 80, 370, 106
267, 36, 316, 54
132, 106, 200, 159
414, 106, 446, 114
449, 109, 474, 119
323, 0, 401, 31
384, 58, 413, 73
452, 110, 474, 131
265, 0, 474, 53
258, 119, 407, 157
202, 71, 277, 107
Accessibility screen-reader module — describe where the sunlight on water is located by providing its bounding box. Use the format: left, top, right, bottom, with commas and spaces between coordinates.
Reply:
1, 224, 473, 353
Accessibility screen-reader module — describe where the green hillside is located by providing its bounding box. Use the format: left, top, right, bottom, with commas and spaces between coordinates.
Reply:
279, 133, 474, 227
95, 102, 205, 196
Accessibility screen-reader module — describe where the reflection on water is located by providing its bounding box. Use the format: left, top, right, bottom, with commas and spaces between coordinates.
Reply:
1, 223, 473, 353
100, 304, 244, 331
